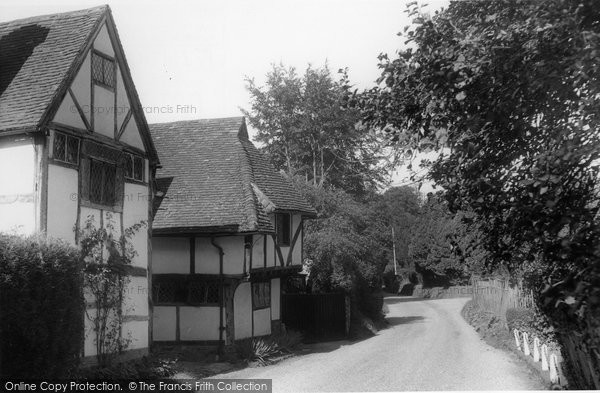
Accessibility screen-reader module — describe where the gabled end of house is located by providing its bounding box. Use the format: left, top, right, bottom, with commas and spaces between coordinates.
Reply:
149, 117, 316, 346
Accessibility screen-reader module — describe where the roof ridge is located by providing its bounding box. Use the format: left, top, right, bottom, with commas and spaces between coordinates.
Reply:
0, 5, 108, 26
149, 117, 244, 127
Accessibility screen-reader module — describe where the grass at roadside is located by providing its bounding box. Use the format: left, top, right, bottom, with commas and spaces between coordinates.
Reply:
461, 300, 556, 389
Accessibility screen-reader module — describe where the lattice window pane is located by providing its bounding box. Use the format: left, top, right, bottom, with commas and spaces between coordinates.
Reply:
91, 53, 104, 84
103, 58, 115, 88
276, 213, 291, 246
66, 136, 79, 164
154, 282, 176, 303
125, 154, 134, 179
252, 282, 270, 309
89, 161, 103, 203
53, 132, 66, 161
92, 52, 115, 88
188, 281, 219, 304
133, 156, 144, 181
89, 160, 116, 206
104, 166, 116, 204
206, 281, 219, 304
188, 281, 207, 303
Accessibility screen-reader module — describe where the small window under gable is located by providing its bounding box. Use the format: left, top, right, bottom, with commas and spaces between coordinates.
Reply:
91, 51, 115, 89
276, 213, 291, 247
53, 132, 80, 165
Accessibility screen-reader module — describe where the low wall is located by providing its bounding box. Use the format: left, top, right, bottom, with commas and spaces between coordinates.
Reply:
412, 285, 473, 299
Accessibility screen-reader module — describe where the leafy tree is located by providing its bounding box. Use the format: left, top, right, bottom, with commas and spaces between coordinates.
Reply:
409, 196, 487, 286
294, 179, 390, 318
244, 64, 386, 195
360, 0, 600, 352
380, 186, 421, 268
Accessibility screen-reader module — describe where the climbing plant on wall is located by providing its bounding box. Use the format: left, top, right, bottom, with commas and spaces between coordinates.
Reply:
78, 214, 145, 366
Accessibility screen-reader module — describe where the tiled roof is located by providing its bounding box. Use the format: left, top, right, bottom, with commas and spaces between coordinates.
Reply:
150, 117, 316, 234
0, 6, 106, 133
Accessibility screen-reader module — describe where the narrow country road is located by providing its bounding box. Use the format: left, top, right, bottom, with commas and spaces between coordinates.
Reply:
214, 296, 545, 392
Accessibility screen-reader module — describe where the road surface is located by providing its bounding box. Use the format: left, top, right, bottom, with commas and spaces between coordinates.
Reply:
215, 296, 545, 391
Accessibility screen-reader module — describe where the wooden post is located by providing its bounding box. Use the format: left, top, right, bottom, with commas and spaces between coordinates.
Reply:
391, 226, 398, 276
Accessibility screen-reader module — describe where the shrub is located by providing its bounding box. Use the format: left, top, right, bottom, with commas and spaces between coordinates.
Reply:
235, 329, 303, 366
383, 265, 399, 294
506, 307, 557, 344
506, 308, 535, 332
0, 234, 84, 378
359, 291, 384, 321
270, 328, 303, 353
235, 338, 280, 366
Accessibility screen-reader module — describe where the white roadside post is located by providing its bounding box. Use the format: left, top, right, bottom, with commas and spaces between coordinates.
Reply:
523, 332, 531, 356
549, 353, 560, 384
533, 337, 540, 362
514, 329, 521, 350
541, 344, 549, 371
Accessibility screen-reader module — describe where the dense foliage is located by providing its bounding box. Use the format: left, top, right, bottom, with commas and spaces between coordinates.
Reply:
360, 0, 600, 324
359, 0, 600, 386
409, 196, 488, 285
0, 234, 84, 378
298, 181, 390, 295
244, 64, 387, 195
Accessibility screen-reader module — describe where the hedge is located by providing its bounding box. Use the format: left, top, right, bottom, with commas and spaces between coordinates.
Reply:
0, 234, 84, 378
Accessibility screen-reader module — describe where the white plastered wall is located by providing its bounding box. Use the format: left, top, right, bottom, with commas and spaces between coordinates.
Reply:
46, 164, 78, 244
0, 142, 36, 235
123, 182, 149, 268
234, 282, 252, 340
152, 237, 190, 274
153, 307, 176, 341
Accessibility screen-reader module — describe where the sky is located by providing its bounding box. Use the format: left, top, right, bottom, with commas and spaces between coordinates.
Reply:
1, 0, 449, 191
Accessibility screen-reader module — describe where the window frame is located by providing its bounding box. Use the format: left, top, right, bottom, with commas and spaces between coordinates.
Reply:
91, 50, 116, 90
124, 152, 145, 182
88, 158, 117, 207
52, 131, 80, 165
275, 212, 292, 247
152, 276, 220, 306
252, 281, 271, 310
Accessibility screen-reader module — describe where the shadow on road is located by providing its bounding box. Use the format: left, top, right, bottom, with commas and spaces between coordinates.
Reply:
383, 295, 471, 305
384, 316, 426, 326
384, 296, 429, 305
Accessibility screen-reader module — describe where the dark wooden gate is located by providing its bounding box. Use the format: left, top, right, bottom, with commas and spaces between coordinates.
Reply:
281, 293, 346, 340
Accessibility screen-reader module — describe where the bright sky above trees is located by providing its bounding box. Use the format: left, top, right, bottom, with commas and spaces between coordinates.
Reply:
1, 0, 447, 123
1, 0, 448, 191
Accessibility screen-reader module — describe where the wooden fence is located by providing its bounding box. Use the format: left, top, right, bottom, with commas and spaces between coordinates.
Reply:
281, 293, 347, 340
412, 285, 473, 299
472, 277, 600, 389
471, 278, 535, 320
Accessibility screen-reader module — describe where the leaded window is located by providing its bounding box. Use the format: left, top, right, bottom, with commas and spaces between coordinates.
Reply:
276, 213, 291, 246
92, 52, 115, 89
152, 277, 220, 305
252, 281, 271, 309
188, 281, 220, 304
89, 159, 116, 206
53, 132, 79, 164
125, 153, 144, 182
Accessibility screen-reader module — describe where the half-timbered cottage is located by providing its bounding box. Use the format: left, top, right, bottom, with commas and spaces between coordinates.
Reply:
150, 118, 316, 348
0, 6, 159, 360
